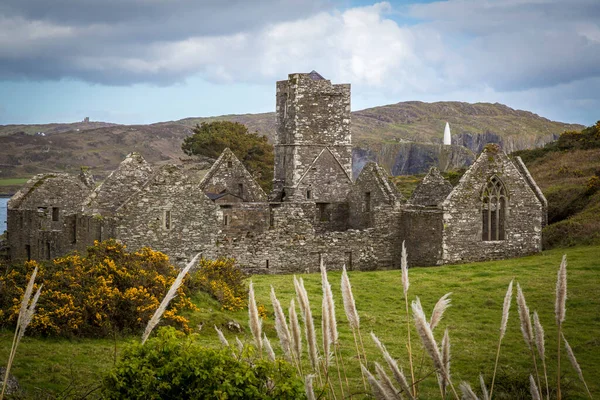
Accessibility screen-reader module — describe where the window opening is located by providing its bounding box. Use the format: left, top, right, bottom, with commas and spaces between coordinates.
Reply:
266, 259, 269, 269
306, 189, 311, 199
317, 203, 330, 222
52, 207, 59, 221
164, 210, 172, 230
365, 192, 371, 212
224, 215, 229, 226
238, 183, 244, 197
25, 245, 31, 261
72, 219, 77, 244
345, 251, 353, 271
46, 242, 51, 260
482, 176, 507, 241
227, 161, 233, 168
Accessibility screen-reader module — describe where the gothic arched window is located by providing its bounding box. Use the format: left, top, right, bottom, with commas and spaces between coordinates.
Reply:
482, 176, 507, 241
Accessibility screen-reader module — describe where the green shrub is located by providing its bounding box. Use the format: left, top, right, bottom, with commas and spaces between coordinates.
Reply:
545, 185, 591, 224
102, 327, 305, 400
0, 240, 197, 337
188, 258, 248, 311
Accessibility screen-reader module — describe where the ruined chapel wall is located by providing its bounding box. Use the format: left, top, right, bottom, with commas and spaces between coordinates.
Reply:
442, 146, 543, 264
399, 207, 444, 267
114, 166, 221, 263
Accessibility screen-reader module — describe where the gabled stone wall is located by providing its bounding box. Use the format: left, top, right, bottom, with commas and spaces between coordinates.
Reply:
441, 144, 543, 263
410, 167, 453, 207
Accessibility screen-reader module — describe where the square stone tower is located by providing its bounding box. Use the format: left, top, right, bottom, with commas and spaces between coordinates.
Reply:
272, 71, 352, 201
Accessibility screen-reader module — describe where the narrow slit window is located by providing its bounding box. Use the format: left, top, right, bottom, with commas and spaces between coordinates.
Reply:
306, 189, 311, 199
224, 214, 229, 226
227, 161, 233, 168
52, 207, 59, 221
164, 210, 172, 230
238, 183, 244, 197
365, 192, 371, 212
481, 176, 507, 241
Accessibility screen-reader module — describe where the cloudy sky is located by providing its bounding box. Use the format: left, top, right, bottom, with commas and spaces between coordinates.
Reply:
0, 0, 598, 125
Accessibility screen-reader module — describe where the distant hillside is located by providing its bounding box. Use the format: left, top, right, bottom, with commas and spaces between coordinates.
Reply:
0, 101, 583, 195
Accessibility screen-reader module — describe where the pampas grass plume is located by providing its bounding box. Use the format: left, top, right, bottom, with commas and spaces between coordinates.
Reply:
141, 253, 200, 344
375, 362, 401, 400
289, 298, 302, 361
214, 325, 229, 347
401, 241, 409, 296
248, 281, 263, 354
516, 283, 533, 350
500, 279, 513, 338
371, 332, 414, 400
530, 375, 541, 400
459, 382, 479, 400
412, 297, 446, 380
430, 292, 452, 331
562, 334, 592, 398
341, 265, 360, 330
479, 374, 489, 400
263, 334, 276, 362
305, 374, 316, 400
362, 364, 390, 400
533, 311, 545, 360
270, 286, 292, 359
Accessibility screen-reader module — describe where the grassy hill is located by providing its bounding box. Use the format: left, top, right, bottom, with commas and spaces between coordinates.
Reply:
1, 245, 598, 398
0, 102, 581, 195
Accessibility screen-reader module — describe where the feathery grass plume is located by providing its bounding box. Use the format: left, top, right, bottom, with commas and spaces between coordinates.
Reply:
321, 294, 331, 368
2, 267, 40, 400
375, 362, 401, 400
270, 286, 292, 359
214, 325, 229, 347
479, 374, 489, 400
412, 297, 446, 379
490, 279, 513, 400
289, 298, 302, 363
430, 292, 452, 331
371, 332, 415, 400
500, 280, 513, 339
530, 375, 541, 400
533, 311, 550, 399
305, 375, 316, 400
516, 283, 533, 350
341, 265, 359, 330
297, 277, 319, 372
263, 334, 276, 362
141, 253, 200, 344
401, 241, 409, 296
362, 364, 392, 400
235, 336, 244, 355
294, 275, 308, 318
438, 328, 451, 398
248, 281, 263, 355
320, 261, 338, 344
400, 241, 415, 397
562, 334, 592, 399
459, 382, 479, 400
555, 254, 567, 400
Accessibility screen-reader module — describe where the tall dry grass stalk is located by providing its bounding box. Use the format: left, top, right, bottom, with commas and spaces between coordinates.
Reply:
480, 374, 489, 400
214, 325, 229, 347
294, 277, 320, 376
459, 382, 478, 400
430, 293, 452, 331
438, 328, 450, 399
374, 362, 401, 400
141, 253, 200, 344
305, 374, 316, 400
362, 364, 390, 400
562, 334, 592, 399
341, 265, 368, 390
490, 279, 513, 400
371, 332, 415, 400
248, 281, 263, 356
2, 267, 41, 400
400, 241, 416, 398
533, 311, 549, 399
530, 374, 541, 400
270, 286, 292, 360
555, 255, 567, 400
289, 298, 303, 374
263, 333, 276, 362
235, 336, 244, 356
412, 297, 459, 400
516, 283, 542, 394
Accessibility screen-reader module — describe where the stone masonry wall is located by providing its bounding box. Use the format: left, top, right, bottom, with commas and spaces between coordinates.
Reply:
442, 145, 543, 263
399, 206, 445, 266
114, 165, 221, 263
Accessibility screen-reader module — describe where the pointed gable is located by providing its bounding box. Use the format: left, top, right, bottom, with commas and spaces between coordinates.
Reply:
292, 147, 352, 202
84, 152, 153, 214
199, 148, 267, 202
354, 162, 403, 205
410, 167, 453, 207
8, 173, 92, 212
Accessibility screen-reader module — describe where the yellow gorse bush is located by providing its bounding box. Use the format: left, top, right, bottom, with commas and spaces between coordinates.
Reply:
188, 258, 248, 311
0, 239, 197, 337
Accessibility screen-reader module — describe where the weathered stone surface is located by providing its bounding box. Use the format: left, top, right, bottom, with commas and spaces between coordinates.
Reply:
6, 73, 547, 270
0, 367, 20, 396
410, 167, 453, 207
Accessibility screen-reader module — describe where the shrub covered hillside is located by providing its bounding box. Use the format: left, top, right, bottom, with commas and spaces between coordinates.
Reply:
514, 121, 600, 248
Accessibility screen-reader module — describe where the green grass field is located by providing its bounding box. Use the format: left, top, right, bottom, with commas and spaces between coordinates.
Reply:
0, 178, 29, 187
1, 245, 599, 399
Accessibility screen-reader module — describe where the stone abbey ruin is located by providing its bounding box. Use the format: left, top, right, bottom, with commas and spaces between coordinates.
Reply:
6, 72, 548, 272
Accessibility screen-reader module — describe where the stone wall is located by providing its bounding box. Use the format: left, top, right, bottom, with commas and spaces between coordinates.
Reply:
399, 206, 444, 266
114, 165, 221, 263
441, 144, 543, 263
410, 167, 453, 206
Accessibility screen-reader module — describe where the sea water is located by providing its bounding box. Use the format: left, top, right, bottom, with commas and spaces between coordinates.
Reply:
0, 197, 8, 233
